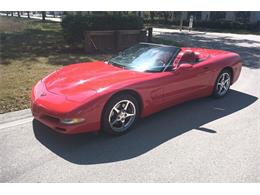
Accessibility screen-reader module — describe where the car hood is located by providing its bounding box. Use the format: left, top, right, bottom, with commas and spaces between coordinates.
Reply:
43, 61, 147, 99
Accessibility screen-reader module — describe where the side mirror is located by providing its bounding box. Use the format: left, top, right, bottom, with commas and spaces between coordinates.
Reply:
178, 63, 193, 70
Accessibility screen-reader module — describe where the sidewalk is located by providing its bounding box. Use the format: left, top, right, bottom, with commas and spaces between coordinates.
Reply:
153, 27, 260, 42
0, 109, 31, 124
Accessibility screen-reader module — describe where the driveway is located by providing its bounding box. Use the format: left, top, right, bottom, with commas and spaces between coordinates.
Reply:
0, 29, 260, 182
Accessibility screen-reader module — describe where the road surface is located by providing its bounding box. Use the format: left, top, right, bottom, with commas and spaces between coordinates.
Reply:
0, 29, 260, 182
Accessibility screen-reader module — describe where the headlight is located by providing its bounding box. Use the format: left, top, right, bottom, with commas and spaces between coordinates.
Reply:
34, 80, 45, 99
60, 118, 85, 125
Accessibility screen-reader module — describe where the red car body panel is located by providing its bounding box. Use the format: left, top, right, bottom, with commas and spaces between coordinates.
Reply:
31, 47, 242, 134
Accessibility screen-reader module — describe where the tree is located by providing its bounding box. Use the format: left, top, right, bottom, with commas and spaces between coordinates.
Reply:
17, 12, 21, 17
42, 11, 46, 21
113, 11, 122, 16
27, 11, 30, 19
11, 12, 13, 16
76, 11, 82, 16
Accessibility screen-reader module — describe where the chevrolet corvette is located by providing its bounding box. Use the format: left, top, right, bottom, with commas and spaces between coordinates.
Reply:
31, 43, 242, 135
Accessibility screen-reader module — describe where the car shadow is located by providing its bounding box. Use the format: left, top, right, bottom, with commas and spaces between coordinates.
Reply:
33, 90, 257, 165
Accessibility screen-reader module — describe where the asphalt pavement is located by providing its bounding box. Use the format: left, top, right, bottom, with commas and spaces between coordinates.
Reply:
0, 29, 259, 182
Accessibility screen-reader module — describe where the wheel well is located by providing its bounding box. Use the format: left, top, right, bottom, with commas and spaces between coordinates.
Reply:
103, 90, 143, 116
113, 90, 143, 112
222, 67, 234, 83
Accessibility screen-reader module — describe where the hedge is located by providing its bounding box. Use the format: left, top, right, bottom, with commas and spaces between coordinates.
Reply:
61, 15, 144, 44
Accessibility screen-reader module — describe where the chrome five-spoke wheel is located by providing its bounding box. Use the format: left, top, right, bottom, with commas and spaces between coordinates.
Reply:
213, 69, 232, 97
109, 100, 136, 132
102, 94, 139, 135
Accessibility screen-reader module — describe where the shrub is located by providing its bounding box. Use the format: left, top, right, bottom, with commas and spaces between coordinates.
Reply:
61, 14, 144, 44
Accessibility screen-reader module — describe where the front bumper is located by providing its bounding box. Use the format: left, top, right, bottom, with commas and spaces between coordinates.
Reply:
31, 101, 100, 134
31, 81, 100, 134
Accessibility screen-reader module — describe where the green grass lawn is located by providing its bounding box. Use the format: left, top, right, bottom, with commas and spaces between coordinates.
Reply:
0, 16, 113, 113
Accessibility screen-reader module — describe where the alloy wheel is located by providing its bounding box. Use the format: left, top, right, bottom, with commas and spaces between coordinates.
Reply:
216, 72, 231, 96
108, 100, 136, 132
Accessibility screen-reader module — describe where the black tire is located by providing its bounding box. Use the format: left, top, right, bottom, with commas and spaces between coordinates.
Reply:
101, 94, 140, 135
212, 69, 232, 98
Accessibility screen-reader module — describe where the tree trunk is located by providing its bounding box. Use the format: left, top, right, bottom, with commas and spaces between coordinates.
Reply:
150, 11, 154, 23
179, 12, 184, 31
170, 11, 174, 22
11, 12, 13, 16
17, 12, 21, 17
163, 12, 169, 24
42, 11, 46, 21
27, 11, 30, 18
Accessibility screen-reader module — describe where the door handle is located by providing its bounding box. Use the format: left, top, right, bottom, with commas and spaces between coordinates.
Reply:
203, 66, 209, 70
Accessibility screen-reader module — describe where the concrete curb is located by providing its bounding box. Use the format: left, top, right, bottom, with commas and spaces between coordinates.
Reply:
0, 109, 32, 124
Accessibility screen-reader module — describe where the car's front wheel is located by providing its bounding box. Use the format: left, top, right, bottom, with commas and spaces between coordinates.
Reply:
101, 94, 139, 135
213, 69, 232, 98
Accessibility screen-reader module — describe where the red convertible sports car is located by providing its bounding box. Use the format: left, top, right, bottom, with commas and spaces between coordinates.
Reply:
31, 43, 242, 135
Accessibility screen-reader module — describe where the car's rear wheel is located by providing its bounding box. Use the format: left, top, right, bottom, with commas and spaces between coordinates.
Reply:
213, 69, 232, 98
101, 94, 139, 135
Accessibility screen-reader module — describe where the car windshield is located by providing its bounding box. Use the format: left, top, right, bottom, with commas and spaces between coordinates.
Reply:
108, 43, 180, 72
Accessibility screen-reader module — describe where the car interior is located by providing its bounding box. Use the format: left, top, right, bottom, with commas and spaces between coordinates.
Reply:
178, 50, 197, 65
172, 50, 198, 69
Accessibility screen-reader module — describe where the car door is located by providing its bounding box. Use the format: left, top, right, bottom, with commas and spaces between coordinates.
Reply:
191, 61, 214, 96
161, 59, 212, 107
